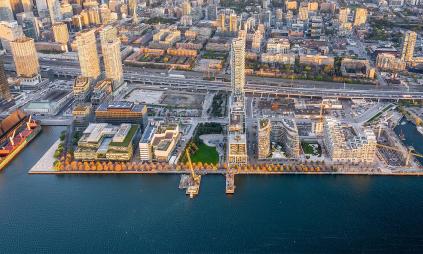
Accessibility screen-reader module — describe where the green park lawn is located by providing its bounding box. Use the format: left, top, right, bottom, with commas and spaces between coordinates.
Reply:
190, 142, 219, 165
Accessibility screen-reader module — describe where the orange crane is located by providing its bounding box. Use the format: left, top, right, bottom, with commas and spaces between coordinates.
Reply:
184, 146, 200, 184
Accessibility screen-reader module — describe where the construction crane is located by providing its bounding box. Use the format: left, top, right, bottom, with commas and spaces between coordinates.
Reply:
376, 143, 423, 166
185, 147, 200, 184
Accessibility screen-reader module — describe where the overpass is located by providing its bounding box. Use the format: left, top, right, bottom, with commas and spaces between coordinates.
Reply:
5, 62, 423, 100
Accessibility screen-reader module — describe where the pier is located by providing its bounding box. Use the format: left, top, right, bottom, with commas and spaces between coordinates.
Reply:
179, 174, 201, 198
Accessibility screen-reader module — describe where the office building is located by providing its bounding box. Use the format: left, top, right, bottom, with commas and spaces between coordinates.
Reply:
74, 123, 140, 161
139, 122, 180, 162
353, 8, 367, 27
95, 101, 148, 130
76, 29, 100, 79
401, 30, 417, 62
257, 118, 271, 159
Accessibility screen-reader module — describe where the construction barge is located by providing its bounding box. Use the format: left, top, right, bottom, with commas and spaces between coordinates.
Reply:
0, 110, 41, 171
226, 173, 235, 194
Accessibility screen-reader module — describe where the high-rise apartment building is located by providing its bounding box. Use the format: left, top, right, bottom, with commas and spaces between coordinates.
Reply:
182, 1, 191, 16
52, 22, 69, 44
76, 29, 100, 79
230, 37, 245, 94
0, 57, 11, 101
47, 0, 62, 23
10, 37, 39, 79
21, 0, 33, 12
0, 21, 24, 51
338, 7, 349, 24
353, 7, 367, 27
228, 37, 248, 167
257, 118, 271, 159
401, 30, 417, 62
229, 13, 237, 32
102, 40, 123, 83
0, 0, 14, 21
100, 26, 123, 83
299, 6, 308, 21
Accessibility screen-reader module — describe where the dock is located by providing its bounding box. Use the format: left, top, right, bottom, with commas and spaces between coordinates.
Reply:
226, 173, 235, 194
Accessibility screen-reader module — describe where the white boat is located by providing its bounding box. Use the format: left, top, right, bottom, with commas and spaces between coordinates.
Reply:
417, 126, 423, 136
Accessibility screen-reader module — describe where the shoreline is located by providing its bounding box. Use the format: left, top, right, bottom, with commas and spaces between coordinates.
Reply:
28, 170, 423, 176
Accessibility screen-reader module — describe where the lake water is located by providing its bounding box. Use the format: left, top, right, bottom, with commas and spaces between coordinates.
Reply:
0, 126, 423, 253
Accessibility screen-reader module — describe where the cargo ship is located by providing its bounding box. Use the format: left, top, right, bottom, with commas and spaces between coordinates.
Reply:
0, 110, 41, 171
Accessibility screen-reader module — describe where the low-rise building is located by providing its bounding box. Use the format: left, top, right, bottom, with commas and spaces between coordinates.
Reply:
376, 53, 406, 72
95, 101, 148, 131
299, 54, 334, 66
341, 58, 375, 79
261, 53, 295, 64
24, 89, 73, 116
73, 76, 90, 102
266, 38, 290, 54
74, 123, 140, 161
139, 122, 180, 162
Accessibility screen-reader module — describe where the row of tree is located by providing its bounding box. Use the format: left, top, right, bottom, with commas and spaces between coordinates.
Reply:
54, 154, 333, 172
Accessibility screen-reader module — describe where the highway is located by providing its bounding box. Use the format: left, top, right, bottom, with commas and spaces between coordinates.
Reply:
4, 54, 423, 99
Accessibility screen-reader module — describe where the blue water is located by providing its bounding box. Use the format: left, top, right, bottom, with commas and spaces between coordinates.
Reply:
1, 126, 423, 253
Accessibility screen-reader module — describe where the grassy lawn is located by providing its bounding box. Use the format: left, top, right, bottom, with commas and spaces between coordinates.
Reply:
190, 142, 219, 164
301, 142, 321, 156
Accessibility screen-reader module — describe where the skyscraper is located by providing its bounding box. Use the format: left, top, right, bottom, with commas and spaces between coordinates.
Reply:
353, 7, 367, 27
100, 26, 123, 83
0, 0, 14, 21
230, 37, 245, 94
228, 37, 248, 167
10, 37, 39, 78
338, 7, 349, 24
401, 30, 417, 62
0, 57, 11, 101
76, 29, 100, 79
52, 22, 69, 44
